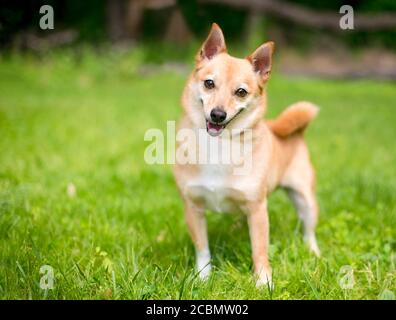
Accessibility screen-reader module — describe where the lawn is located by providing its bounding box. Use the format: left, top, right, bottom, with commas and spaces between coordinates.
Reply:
0, 49, 395, 300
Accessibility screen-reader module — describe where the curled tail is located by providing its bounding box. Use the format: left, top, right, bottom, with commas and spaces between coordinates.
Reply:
267, 101, 319, 138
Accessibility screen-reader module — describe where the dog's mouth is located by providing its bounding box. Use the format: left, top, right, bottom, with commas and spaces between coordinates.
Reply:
206, 121, 225, 137
205, 108, 245, 137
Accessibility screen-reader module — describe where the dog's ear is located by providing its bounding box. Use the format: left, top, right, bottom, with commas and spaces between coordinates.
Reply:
247, 41, 275, 82
197, 23, 226, 62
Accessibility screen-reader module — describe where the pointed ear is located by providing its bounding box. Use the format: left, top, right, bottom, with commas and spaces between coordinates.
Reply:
247, 41, 275, 82
197, 23, 227, 62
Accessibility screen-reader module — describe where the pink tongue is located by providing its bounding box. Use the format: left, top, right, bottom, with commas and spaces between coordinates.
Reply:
208, 122, 223, 131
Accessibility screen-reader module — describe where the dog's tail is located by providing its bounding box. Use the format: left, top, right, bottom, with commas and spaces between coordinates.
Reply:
267, 101, 319, 138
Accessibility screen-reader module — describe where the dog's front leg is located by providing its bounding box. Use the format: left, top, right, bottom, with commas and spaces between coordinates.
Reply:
247, 199, 272, 288
184, 202, 211, 280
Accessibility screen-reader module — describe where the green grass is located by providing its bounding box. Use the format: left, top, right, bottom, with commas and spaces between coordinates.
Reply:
0, 50, 395, 300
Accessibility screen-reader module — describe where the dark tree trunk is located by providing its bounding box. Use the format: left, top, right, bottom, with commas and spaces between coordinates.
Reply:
106, 0, 126, 42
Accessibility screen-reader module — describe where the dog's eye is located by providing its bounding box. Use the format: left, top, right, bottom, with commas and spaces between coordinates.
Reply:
204, 79, 215, 89
235, 88, 248, 98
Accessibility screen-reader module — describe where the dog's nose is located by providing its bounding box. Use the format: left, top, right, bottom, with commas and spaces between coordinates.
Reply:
210, 107, 227, 123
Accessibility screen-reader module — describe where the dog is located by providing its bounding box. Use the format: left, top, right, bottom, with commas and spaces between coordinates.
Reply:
173, 23, 320, 287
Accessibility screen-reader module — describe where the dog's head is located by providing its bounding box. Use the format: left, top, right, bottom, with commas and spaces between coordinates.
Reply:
183, 23, 274, 137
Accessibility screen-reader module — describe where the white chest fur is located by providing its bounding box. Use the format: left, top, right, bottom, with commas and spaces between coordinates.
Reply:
186, 163, 251, 213
182, 130, 260, 213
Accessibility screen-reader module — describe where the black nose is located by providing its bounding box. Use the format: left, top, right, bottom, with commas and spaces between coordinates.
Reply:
210, 107, 227, 123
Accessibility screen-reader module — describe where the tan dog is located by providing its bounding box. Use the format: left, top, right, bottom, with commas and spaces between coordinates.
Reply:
173, 23, 320, 287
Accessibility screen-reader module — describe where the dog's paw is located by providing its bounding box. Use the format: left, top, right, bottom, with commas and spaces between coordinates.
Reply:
305, 234, 321, 257
197, 264, 211, 281
310, 243, 321, 257
256, 277, 274, 290
196, 249, 211, 281
255, 270, 273, 290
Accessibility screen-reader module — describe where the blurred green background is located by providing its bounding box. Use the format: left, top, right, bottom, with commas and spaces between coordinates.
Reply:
0, 0, 395, 299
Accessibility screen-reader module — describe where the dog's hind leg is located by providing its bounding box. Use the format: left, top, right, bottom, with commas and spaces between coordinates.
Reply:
287, 185, 320, 257
281, 148, 321, 257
